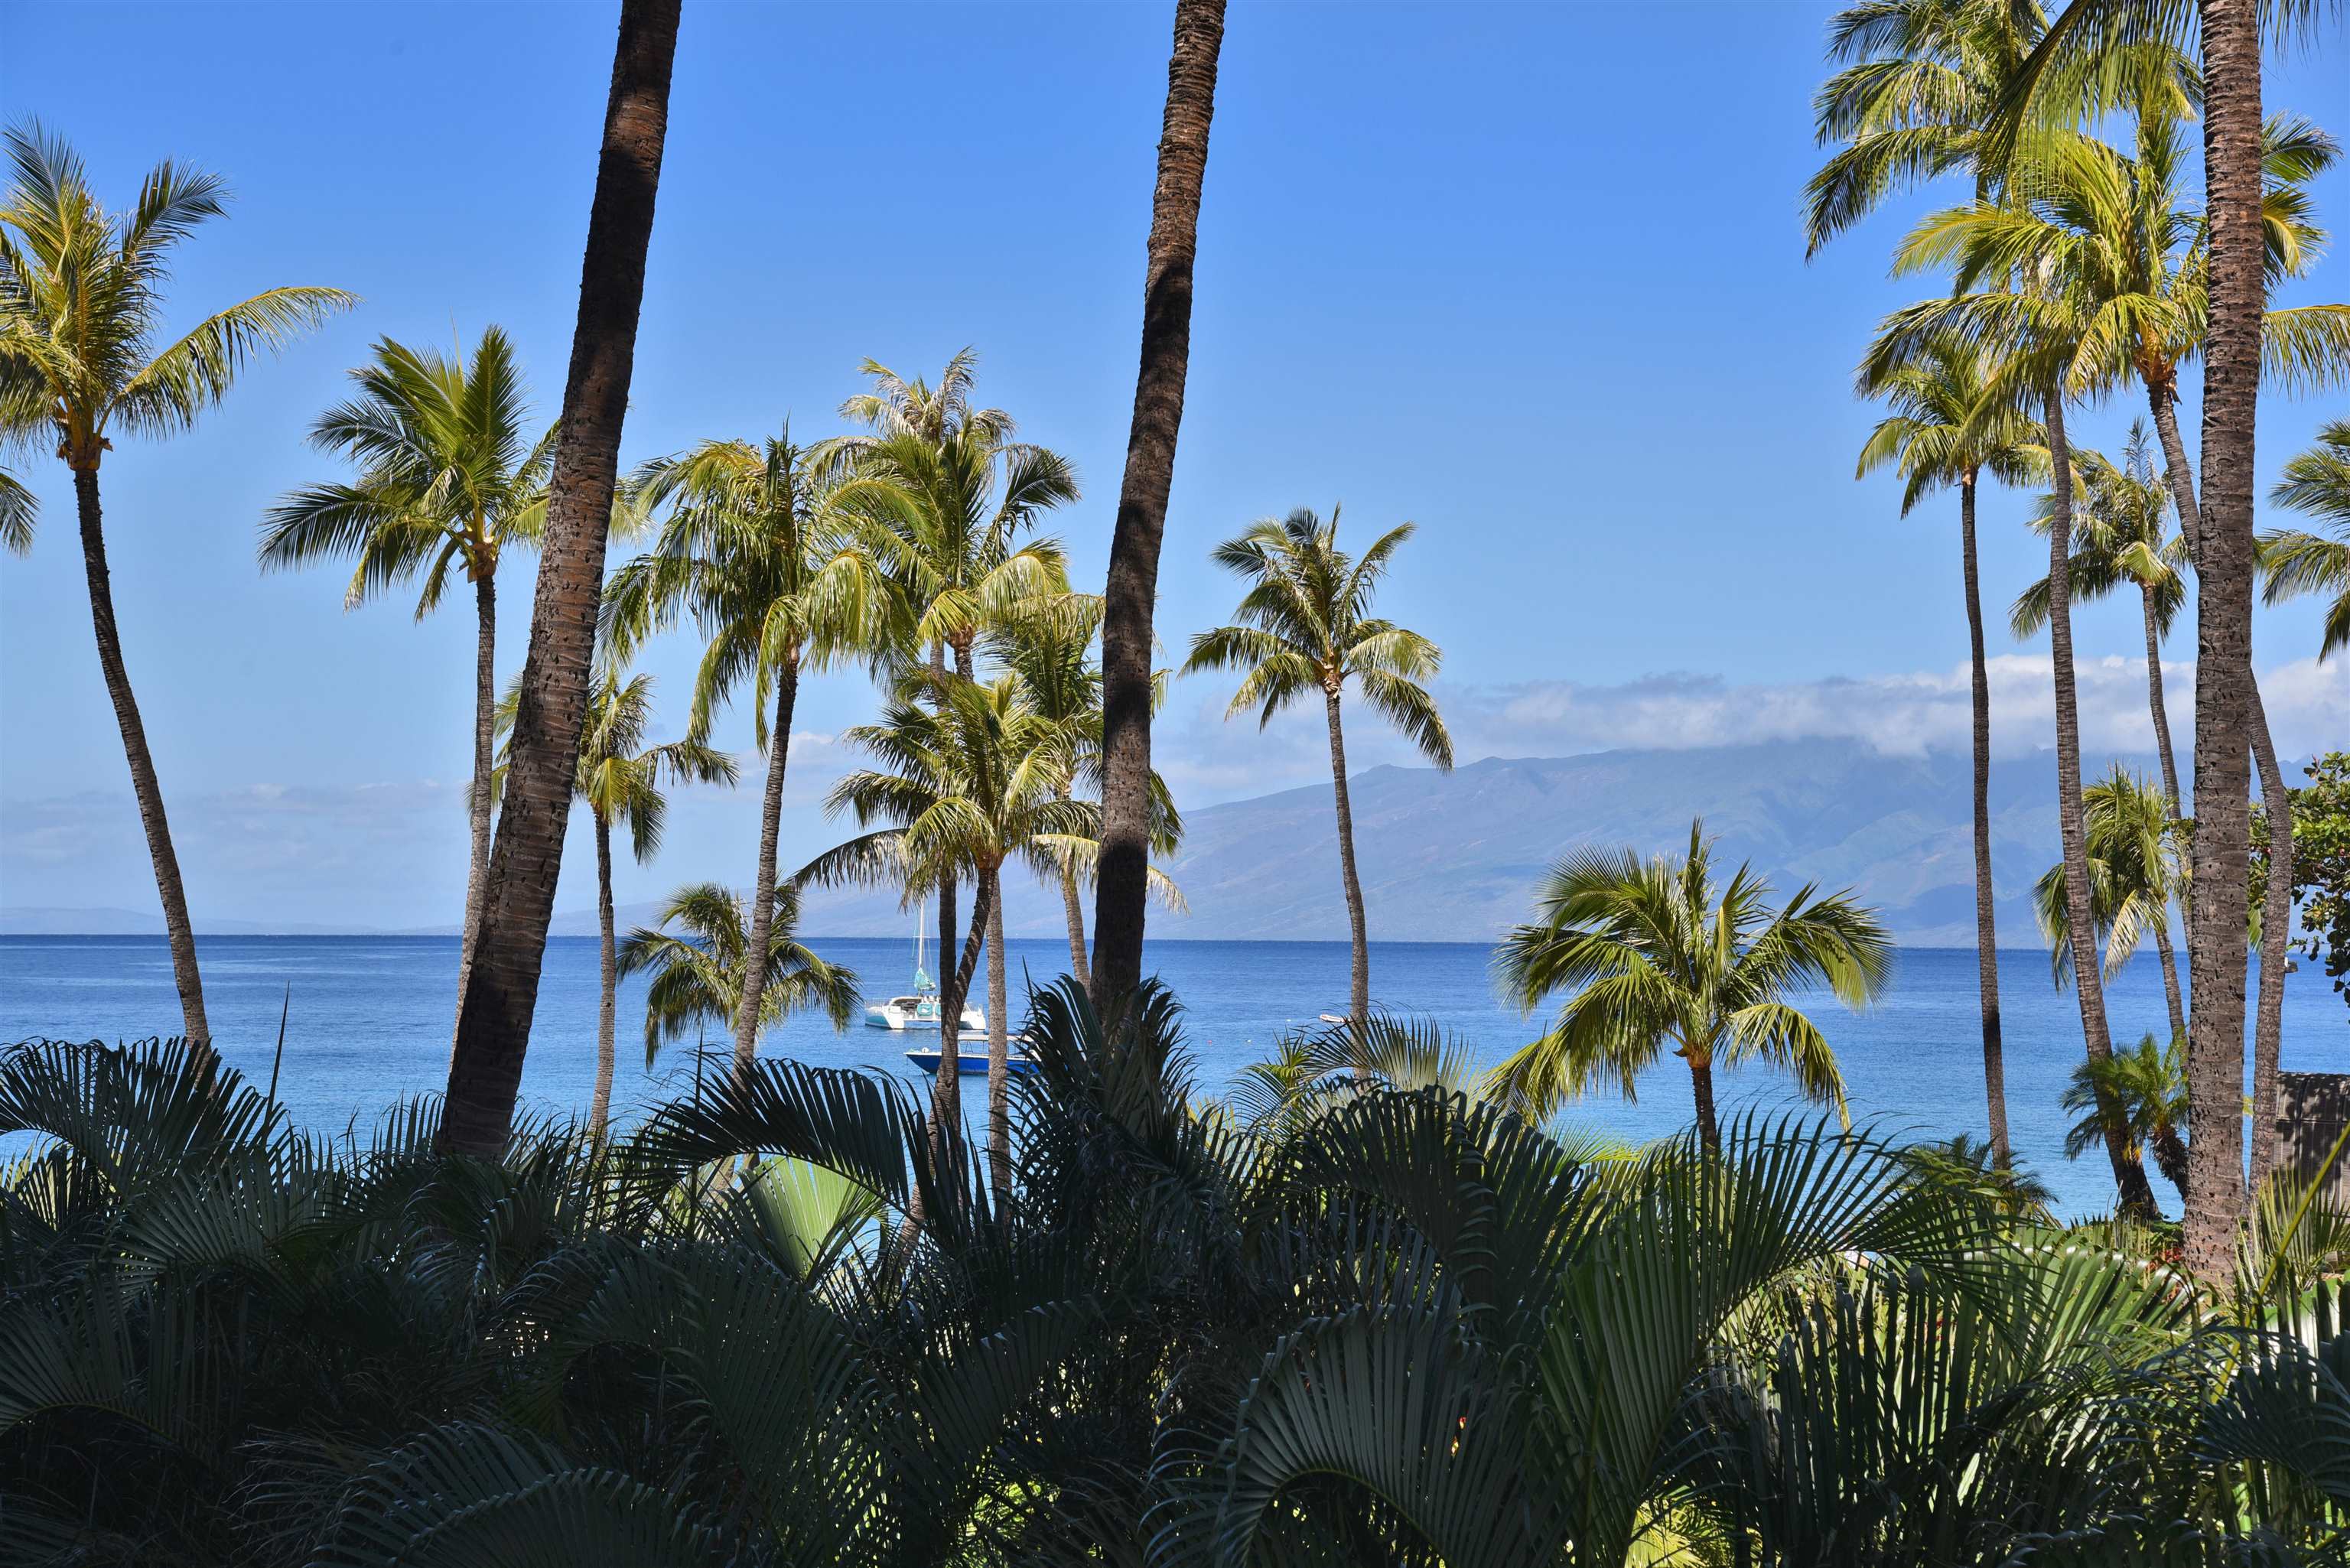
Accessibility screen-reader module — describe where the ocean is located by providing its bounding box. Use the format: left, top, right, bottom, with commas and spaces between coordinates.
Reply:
2, 935, 2342, 1218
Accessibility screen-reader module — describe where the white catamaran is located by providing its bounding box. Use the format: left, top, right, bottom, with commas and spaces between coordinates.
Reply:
864, 909, 985, 1036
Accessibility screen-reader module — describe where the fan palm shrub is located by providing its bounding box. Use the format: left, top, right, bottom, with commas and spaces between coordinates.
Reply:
0, 122, 353, 1048
1184, 506, 1452, 1026
1490, 819, 1892, 1157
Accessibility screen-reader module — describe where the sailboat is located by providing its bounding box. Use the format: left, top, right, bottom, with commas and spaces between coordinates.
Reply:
864, 902, 985, 1035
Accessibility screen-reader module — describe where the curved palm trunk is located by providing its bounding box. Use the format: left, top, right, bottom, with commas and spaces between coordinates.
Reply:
732, 662, 798, 1082
1688, 1053, 1720, 1162
1092, 0, 1226, 1009
590, 808, 617, 1136
441, 0, 679, 1158
72, 467, 210, 1049
1960, 478, 2010, 1164
451, 571, 496, 1049
2140, 584, 2182, 812
2152, 360, 2286, 1226
1323, 690, 1372, 1026
1057, 784, 1092, 987
985, 867, 1012, 1205
2153, 922, 2188, 1046
2046, 391, 2160, 1218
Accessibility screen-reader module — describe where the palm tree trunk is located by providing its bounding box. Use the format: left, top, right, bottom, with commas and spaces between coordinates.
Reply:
591, 808, 617, 1137
2046, 390, 2160, 1219
1323, 689, 1370, 1026
1056, 783, 1092, 987
731, 661, 797, 1082
1689, 1053, 1720, 1162
985, 866, 1012, 1205
1960, 477, 2010, 1165
932, 870, 993, 1183
1092, 0, 1226, 1010
2153, 921, 2188, 1047
71, 467, 210, 1049
2149, 366, 2290, 1218
441, 0, 679, 1158
2153, 1124, 2191, 1204
451, 571, 496, 1052
2140, 584, 2182, 812
2247, 685, 2293, 1196
2149, 382, 2202, 562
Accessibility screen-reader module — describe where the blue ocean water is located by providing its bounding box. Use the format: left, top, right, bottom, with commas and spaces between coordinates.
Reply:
1, 935, 2342, 1218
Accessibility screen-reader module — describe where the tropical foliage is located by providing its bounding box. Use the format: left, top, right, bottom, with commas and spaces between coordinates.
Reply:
2264, 417, 2350, 662
617, 882, 859, 1067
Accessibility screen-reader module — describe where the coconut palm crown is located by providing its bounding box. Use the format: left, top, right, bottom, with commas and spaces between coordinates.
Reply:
617, 882, 858, 1068
2262, 416, 2350, 662
1490, 820, 1893, 1156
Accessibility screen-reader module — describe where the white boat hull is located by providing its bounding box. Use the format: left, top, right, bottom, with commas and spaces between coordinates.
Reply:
864, 995, 985, 1033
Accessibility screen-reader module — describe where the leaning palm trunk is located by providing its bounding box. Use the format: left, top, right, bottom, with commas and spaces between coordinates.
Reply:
442, 0, 679, 1157
1323, 689, 1372, 1026
1960, 477, 2010, 1163
2153, 922, 2187, 1047
1092, 0, 1226, 1008
1056, 784, 1092, 987
2138, 584, 2182, 812
590, 810, 617, 1135
73, 469, 210, 1049
2150, 353, 2287, 1222
732, 664, 797, 1082
985, 869, 1011, 1205
2046, 390, 2160, 1218
452, 573, 496, 1049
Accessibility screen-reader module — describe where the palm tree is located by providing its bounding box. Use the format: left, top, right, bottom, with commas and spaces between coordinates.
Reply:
0, 467, 33, 555
610, 431, 887, 1083
1094, 0, 1228, 1012
802, 673, 1108, 1199
1184, 507, 1452, 1026
2033, 764, 2192, 1044
617, 881, 858, 1072
2010, 424, 2189, 806
0, 122, 353, 1049
1854, 332, 2042, 1165
2262, 416, 2350, 662
442, 0, 681, 1157
2062, 1031, 2190, 1205
1489, 821, 1893, 1157
495, 665, 734, 1134
262, 326, 551, 1024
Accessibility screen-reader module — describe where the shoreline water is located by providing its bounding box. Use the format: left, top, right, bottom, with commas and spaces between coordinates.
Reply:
3, 933, 2341, 1218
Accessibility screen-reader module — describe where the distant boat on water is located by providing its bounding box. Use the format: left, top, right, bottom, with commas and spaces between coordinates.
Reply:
863, 901, 985, 1034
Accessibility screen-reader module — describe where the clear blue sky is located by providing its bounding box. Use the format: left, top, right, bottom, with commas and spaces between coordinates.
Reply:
2, 1, 2344, 928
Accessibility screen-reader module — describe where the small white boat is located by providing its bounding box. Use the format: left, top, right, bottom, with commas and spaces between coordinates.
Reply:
862, 905, 985, 1033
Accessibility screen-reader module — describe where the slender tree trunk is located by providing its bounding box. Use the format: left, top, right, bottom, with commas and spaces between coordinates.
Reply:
2046, 390, 2161, 1218
2150, 360, 2290, 1217
1323, 688, 1371, 1026
2140, 585, 2182, 812
1689, 1053, 1720, 1162
1056, 782, 1092, 987
2248, 685, 2293, 1195
71, 467, 210, 1049
1960, 477, 2010, 1164
1092, 0, 1225, 1009
931, 870, 993, 1181
985, 866, 1011, 1205
2182, 0, 2263, 1275
451, 571, 496, 1054
591, 808, 617, 1137
2150, 382, 2202, 563
732, 662, 797, 1082
441, 0, 679, 1157
2153, 920, 2188, 1047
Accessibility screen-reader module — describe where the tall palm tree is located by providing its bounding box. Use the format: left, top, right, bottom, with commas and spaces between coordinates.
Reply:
495, 665, 734, 1134
2033, 764, 2192, 1044
1870, 158, 2161, 1218
802, 673, 1108, 1199
0, 123, 353, 1049
617, 881, 858, 1072
1489, 821, 1893, 1157
1185, 508, 1452, 1026
2011, 424, 2189, 805
262, 327, 551, 1023
1854, 333, 2042, 1165
987, 596, 1184, 986
443, 0, 681, 1157
610, 431, 887, 1082
2061, 1031, 2190, 1205
2263, 416, 2350, 661
1094, 0, 1228, 1011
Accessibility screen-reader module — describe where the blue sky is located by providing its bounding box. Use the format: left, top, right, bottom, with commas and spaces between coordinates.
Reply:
2, 0, 2345, 929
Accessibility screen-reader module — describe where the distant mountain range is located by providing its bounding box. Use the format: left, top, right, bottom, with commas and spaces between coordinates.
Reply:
4, 739, 2215, 948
